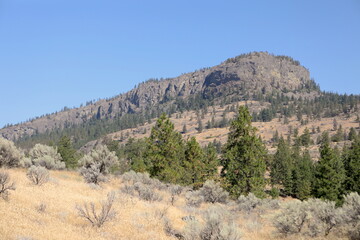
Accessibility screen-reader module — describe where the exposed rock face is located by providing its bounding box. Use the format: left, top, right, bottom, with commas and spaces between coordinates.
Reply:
0, 52, 314, 141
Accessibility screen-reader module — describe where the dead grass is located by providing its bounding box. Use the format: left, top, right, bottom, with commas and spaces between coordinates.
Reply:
0, 168, 351, 240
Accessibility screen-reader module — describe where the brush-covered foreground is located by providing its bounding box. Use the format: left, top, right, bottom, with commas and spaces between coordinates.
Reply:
0, 169, 354, 240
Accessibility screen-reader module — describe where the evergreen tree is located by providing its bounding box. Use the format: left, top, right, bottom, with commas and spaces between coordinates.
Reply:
313, 141, 345, 202
203, 142, 219, 180
293, 150, 314, 200
300, 127, 311, 147
271, 136, 293, 195
57, 135, 78, 169
183, 137, 206, 188
221, 106, 267, 198
143, 113, 185, 184
343, 138, 360, 194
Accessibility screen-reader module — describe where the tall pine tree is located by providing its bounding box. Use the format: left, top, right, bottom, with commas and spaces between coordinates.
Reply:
183, 137, 206, 188
221, 106, 267, 198
314, 141, 345, 202
271, 136, 294, 196
343, 138, 360, 194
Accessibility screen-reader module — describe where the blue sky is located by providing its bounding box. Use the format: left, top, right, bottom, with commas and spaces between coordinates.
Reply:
0, 0, 359, 127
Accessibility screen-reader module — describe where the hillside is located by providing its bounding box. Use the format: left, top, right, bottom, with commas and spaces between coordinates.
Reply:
1, 51, 359, 152
0, 168, 347, 240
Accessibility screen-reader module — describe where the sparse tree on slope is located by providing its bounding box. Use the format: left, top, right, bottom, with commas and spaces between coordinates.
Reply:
221, 106, 267, 198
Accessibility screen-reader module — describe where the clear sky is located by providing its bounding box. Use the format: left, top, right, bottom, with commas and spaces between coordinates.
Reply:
0, 0, 359, 127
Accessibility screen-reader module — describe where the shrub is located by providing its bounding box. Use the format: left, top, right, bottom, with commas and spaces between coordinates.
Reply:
164, 205, 241, 240
274, 200, 308, 235
133, 182, 162, 202
342, 192, 360, 239
169, 184, 183, 205
0, 138, 22, 168
237, 193, 262, 213
79, 145, 118, 184
28, 144, 65, 170
121, 171, 166, 190
199, 206, 241, 240
198, 180, 228, 204
306, 198, 343, 236
26, 166, 49, 185
0, 170, 16, 200
76, 191, 116, 227
342, 192, 360, 225
185, 191, 204, 208
79, 163, 107, 184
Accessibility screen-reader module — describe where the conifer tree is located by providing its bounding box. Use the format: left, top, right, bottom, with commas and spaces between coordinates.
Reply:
203, 142, 219, 180
271, 136, 294, 195
343, 138, 360, 194
293, 150, 314, 200
313, 140, 345, 202
183, 137, 206, 188
221, 106, 267, 198
57, 135, 78, 169
144, 113, 185, 184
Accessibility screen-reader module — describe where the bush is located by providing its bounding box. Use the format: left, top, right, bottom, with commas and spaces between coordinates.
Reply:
26, 166, 49, 185
342, 192, 360, 239
121, 171, 166, 190
0, 170, 16, 200
169, 184, 183, 205
237, 193, 262, 213
198, 180, 228, 204
28, 144, 65, 170
134, 182, 162, 202
0, 138, 22, 168
76, 191, 116, 227
274, 200, 308, 235
79, 163, 107, 185
185, 191, 204, 208
164, 205, 241, 240
306, 198, 343, 236
79, 145, 118, 184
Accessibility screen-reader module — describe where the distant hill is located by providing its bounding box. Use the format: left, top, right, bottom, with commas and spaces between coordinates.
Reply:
1, 51, 359, 150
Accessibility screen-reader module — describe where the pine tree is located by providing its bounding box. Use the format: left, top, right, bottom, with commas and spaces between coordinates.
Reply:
293, 150, 314, 200
343, 138, 360, 194
271, 136, 294, 195
203, 142, 219, 180
221, 106, 267, 198
57, 135, 78, 169
313, 141, 345, 202
183, 137, 206, 188
300, 127, 311, 147
144, 113, 185, 184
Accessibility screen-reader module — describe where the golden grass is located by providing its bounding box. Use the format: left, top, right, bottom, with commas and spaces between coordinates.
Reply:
0, 169, 348, 240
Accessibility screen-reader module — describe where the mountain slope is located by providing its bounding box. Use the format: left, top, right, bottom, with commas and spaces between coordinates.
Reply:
0, 52, 315, 144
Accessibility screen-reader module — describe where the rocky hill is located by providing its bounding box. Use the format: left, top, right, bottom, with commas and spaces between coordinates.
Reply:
0, 52, 316, 143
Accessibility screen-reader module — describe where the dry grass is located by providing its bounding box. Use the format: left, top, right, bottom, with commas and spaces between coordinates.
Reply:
0, 169, 350, 240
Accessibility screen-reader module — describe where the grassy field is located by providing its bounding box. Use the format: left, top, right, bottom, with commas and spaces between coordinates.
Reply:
0, 169, 348, 240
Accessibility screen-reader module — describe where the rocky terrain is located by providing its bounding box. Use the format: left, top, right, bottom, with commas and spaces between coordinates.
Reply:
0, 52, 315, 142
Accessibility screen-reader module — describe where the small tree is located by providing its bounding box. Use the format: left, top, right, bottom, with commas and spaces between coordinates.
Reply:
0, 171, 16, 200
